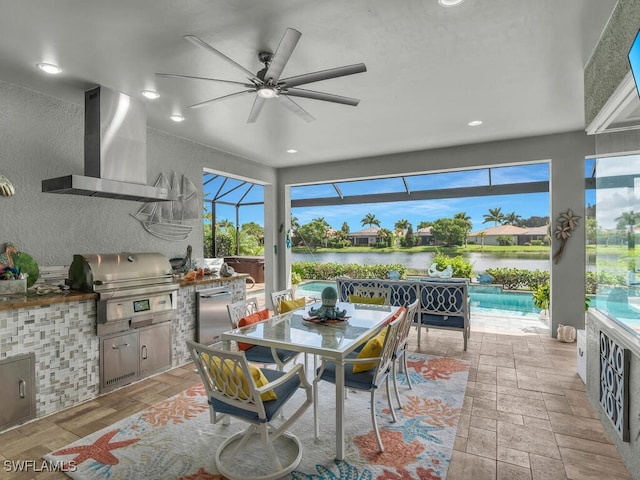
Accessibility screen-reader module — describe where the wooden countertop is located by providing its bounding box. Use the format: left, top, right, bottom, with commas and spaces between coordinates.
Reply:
0, 274, 248, 311
177, 273, 249, 287
0, 290, 97, 311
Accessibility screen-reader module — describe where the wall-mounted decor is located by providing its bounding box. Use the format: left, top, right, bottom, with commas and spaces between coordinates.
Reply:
131, 172, 199, 241
0, 175, 15, 197
552, 209, 580, 264
599, 331, 630, 441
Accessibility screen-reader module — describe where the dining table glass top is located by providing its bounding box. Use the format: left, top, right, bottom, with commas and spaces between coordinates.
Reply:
223, 301, 399, 357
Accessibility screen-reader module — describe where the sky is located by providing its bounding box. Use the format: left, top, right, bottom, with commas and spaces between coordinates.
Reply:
204, 161, 597, 232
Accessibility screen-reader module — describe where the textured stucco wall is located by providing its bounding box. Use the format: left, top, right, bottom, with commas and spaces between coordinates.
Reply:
0, 80, 275, 268
584, 0, 640, 127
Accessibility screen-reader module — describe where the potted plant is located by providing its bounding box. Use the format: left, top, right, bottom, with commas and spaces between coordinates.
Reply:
532, 283, 550, 320
291, 271, 302, 296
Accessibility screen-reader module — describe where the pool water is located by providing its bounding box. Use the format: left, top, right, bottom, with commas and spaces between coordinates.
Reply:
296, 280, 540, 318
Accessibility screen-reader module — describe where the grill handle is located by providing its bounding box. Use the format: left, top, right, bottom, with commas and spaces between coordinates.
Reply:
94, 275, 173, 286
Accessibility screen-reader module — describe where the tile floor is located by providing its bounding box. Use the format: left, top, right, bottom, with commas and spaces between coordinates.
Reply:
0, 313, 634, 480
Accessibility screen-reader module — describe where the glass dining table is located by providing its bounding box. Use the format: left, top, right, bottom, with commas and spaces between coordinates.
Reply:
221, 300, 399, 461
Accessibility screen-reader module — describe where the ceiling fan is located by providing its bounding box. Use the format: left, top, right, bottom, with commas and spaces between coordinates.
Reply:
156, 27, 367, 123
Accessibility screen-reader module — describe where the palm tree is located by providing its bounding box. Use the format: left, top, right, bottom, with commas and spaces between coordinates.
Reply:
291, 215, 300, 233
394, 219, 410, 233
478, 231, 487, 249
503, 211, 523, 226
378, 228, 393, 247
483, 207, 505, 226
417, 220, 432, 230
615, 210, 639, 249
361, 213, 381, 228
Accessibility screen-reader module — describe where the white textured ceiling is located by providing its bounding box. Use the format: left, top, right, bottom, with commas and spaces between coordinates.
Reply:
0, 0, 618, 168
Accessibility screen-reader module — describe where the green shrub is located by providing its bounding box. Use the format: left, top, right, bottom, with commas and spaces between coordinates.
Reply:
532, 283, 550, 310
291, 261, 406, 280
485, 267, 549, 290
291, 271, 302, 285
497, 235, 514, 246
531, 239, 543, 246
431, 251, 473, 278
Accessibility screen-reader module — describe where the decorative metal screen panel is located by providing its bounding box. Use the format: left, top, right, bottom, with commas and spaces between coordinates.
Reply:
599, 331, 630, 441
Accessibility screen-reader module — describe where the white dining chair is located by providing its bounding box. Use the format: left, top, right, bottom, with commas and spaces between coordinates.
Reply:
313, 317, 402, 452
187, 340, 312, 480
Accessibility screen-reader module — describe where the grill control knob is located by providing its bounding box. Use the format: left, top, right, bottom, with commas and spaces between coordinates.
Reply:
127, 255, 135, 262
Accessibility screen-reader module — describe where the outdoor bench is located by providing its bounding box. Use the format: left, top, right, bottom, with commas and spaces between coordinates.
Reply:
336, 277, 471, 350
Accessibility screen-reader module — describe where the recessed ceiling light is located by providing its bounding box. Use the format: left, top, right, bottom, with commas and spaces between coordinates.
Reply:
468, 120, 483, 126
438, 0, 464, 7
36, 63, 62, 74
142, 90, 160, 100
170, 114, 185, 122
286, 149, 298, 154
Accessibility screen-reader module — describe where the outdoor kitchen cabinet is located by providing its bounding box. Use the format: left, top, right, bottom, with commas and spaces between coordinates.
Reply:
0, 353, 36, 431
100, 323, 172, 393
139, 322, 172, 377
100, 331, 140, 393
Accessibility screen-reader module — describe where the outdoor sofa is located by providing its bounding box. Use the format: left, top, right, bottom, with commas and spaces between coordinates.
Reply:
336, 277, 471, 350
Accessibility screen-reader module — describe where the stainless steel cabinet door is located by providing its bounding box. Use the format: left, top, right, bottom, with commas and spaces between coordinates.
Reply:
0, 353, 35, 430
139, 322, 172, 377
100, 331, 139, 392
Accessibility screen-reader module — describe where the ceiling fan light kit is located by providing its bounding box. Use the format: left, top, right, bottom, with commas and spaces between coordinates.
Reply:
438, 0, 464, 7
256, 86, 278, 99
157, 27, 366, 123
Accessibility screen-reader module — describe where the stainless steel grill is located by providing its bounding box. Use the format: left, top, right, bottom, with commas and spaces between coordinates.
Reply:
67, 252, 178, 392
68, 252, 178, 335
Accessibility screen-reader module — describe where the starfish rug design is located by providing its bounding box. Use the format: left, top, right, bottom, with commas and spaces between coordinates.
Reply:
44, 352, 469, 480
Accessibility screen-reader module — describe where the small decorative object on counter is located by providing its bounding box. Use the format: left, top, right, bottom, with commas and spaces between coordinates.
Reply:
0, 243, 39, 288
220, 263, 235, 277
0, 175, 15, 197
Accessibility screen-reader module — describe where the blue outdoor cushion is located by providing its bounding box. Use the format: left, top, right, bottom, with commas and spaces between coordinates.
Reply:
419, 313, 465, 329
244, 345, 298, 365
210, 368, 301, 423
318, 351, 382, 390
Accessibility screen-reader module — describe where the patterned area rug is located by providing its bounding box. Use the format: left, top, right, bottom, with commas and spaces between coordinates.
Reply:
44, 353, 469, 480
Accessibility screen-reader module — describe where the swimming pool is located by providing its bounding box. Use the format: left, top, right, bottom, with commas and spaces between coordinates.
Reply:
296, 280, 540, 318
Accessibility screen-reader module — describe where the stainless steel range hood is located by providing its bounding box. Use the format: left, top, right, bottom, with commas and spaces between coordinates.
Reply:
42, 86, 176, 202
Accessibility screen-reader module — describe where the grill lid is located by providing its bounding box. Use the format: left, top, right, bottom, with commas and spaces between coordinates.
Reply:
67, 252, 175, 292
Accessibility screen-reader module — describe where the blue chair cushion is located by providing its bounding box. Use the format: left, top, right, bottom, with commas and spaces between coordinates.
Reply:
244, 345, 298, 365
419, 313, 465, 329
419, 277, 467, 284
317, 353, 380, 390
210, 368, 301, 423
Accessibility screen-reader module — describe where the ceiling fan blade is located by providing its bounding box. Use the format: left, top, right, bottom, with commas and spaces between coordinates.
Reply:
279, 63, 367, 88
188, 90, 254, 109
277, 95, 315, 123
247, 96, 267, 124
156, 73, 253, 88
184, 35, 261, 83
282, 88, 360, 106
264, 28, 301, 83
